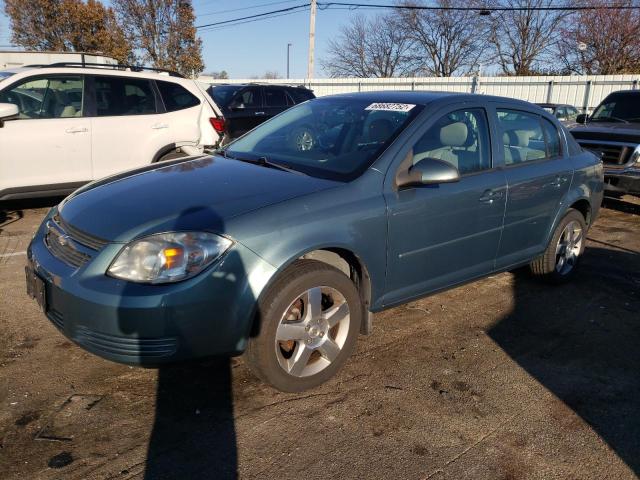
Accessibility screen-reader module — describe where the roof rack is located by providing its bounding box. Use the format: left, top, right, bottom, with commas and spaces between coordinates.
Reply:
25, 62, 185, 78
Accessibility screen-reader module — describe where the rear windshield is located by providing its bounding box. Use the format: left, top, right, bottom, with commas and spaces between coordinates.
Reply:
208, 85, 244, 108
591, 93, 640, 123
224, 97, 423, 181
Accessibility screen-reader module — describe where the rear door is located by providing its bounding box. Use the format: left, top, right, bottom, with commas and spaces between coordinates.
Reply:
0, 74, 92, 194
88, 75, 171, 178
225, 86, 264, 138
493, 106, 573, 268
263, 86, 292, 119
155, 80, 203, 146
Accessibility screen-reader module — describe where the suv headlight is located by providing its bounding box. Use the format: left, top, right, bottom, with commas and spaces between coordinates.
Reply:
631, 145, 640, 165
107, 232, 232, 284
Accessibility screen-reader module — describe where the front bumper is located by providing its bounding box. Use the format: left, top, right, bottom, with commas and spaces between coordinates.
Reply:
604, 165, 640, 195
27, 215, 276, 366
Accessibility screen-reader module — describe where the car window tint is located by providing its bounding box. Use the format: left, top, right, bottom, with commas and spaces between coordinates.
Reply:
157, 81, 200, 112
412, 108, 491, 174
95, 76, 156, 116
0, 75, 84, 119
542, 117, 562, 158
234, 88, 261, 108
289, 88, 314, 103
497, 109, 547, 165
264, 88, 288, 107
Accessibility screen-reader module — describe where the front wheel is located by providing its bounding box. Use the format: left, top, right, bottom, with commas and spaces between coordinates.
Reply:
245, 260, 362, 392
530, 209, 587, 283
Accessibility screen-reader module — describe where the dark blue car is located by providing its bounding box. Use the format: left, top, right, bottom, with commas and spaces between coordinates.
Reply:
26, 92, 604, 392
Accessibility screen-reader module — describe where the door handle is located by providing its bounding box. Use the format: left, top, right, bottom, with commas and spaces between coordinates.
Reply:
151, 123, 169, 130
255, 111, 265, 116
479, 189, 504, 203
65, 127, 88, 134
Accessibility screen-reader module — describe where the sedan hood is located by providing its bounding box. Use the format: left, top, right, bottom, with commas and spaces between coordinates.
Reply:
59, 155, 339, 242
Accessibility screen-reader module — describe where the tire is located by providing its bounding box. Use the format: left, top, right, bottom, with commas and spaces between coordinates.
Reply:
529, 209, 587, 283
245, 260, 362, 392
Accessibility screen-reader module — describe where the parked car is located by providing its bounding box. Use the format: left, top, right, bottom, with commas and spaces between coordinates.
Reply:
0, 63, 224, 201
207, 83, 315, 141
26, 92, 603, 392
536, 103, 580, 126
570, 90, 640, 197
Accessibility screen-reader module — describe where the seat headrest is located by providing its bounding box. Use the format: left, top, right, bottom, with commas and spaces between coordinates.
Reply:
503, 129, 533, 147
368, 119, 394, 143
439, 122, 468, 147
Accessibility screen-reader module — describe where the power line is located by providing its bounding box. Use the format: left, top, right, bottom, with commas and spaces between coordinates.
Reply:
317, 1, 640, 11
199, 8, 308, 32
196, 3, 309, 29
199, 0, 303, 18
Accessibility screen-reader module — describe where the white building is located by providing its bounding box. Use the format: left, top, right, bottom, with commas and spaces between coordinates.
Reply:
0, 50, 117, 69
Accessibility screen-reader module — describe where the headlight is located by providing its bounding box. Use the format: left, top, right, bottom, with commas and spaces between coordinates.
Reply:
107, 232, 232, 284
631, 145, 640, 165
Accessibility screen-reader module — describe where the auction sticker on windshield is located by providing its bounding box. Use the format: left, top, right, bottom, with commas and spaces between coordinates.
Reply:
365, 103, 416, 112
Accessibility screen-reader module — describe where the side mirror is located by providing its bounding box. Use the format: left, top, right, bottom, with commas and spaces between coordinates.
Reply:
0, 102, 19, 127
396, 157, 460, 188
576, 113, 588, 124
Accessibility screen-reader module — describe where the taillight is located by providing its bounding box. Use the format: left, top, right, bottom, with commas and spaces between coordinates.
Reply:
209, 117, 226, 134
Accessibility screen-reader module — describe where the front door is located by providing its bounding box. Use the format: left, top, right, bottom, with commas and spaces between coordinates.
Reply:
383, 106, 507, 307
0, 74, 91, 195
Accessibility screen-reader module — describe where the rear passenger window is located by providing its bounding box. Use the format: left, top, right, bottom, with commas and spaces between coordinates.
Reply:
542, 118, 561, 158
157, 81, 200, 112
497, 110, 551, 165
95, 77, 156, 116
411, 108, 491, 175
264, 88, 288, 107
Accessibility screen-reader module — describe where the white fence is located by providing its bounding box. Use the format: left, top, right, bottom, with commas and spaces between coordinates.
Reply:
199, 74, 640, 112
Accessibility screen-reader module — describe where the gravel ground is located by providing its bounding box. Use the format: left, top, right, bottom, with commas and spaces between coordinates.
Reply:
0, 195, 639, 480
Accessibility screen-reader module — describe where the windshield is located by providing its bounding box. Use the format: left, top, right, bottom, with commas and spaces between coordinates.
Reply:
224, 98, 423, 181
591, 93, 640, 123
208, 85, 244, 108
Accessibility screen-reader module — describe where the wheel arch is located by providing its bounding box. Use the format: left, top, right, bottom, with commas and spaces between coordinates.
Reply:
252, 246, 374, 337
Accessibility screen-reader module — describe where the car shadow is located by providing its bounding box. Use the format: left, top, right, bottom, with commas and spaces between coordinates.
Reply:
110, 175, 256, 479
488, 246, 640, 474
0, 197, 62, 234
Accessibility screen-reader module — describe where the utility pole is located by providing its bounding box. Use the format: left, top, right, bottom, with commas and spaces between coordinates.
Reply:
307, 0, 317, 79
287, 43, 292, 79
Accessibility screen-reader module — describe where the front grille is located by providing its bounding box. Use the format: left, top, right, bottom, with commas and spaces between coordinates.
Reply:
579, 142, 635, 165
45, 229, 92, 268
52, 214, 108, 250
74, 326, 178, 358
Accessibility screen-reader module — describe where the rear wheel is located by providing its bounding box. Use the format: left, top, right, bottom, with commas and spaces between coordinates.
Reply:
245, 260, 362, 392
530, 209, 587, 283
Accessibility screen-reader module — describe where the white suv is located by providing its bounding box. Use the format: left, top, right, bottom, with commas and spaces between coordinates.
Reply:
0, 63, 223, 200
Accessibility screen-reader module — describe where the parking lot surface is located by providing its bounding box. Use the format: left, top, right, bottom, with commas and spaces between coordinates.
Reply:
1, 196, 639, 480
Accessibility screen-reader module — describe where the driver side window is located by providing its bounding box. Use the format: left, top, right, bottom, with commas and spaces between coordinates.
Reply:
0, 75, 84, 119
411, 108, 491, 175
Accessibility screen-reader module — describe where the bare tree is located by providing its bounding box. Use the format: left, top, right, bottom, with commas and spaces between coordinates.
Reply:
558, 0, 640, 75
488, 0, 568, 76
397, 0, 490, 77
262, 71, 281, 79
4, 0, 131, 62
207, 70, 229, 79
114, 0, 203, 76
322, 13, 416, 78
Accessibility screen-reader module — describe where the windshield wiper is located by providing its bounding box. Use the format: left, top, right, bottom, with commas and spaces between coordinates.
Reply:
217, 149, 306, 175
591, 115, 629, 123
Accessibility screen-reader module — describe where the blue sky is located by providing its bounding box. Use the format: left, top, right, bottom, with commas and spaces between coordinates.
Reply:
0, 0, 379, 78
